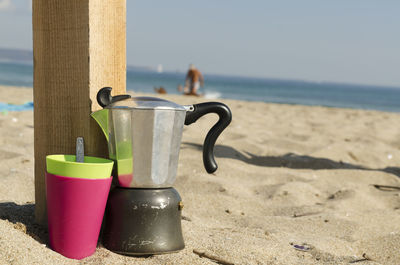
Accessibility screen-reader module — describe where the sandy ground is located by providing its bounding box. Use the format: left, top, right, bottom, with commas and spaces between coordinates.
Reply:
0, 85, 400, 264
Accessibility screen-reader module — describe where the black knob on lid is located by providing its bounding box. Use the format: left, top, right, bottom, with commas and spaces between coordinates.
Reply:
97, 87, 131, 108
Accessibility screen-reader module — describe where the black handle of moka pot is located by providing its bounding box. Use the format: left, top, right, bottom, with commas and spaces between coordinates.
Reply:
185, 102, 232, 174
97, 87, 131, 108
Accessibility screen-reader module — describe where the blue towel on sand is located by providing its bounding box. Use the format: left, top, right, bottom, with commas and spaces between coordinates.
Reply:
0, 102, 34, 112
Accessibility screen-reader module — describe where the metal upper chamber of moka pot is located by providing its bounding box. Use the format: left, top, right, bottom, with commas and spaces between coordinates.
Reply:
91, 87, 232, 255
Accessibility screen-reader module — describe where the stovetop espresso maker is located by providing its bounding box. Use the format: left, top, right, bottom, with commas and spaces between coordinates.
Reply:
91, 87, 232, 255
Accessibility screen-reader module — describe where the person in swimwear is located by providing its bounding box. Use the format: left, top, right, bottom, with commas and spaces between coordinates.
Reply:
184, 64, 204, 96
154, 86, 167, 94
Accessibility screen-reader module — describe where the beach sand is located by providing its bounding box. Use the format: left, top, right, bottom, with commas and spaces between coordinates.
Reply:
0, 85, 399, 264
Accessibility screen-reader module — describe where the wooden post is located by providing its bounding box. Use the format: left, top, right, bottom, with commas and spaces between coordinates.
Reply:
33, 0, 126, 224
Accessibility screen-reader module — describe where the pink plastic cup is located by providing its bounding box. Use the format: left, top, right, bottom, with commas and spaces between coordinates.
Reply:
46, 172, 112, 259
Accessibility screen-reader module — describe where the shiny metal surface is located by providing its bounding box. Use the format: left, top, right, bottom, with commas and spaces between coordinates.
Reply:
108, 96, 187, 111
104, 97, 187, 188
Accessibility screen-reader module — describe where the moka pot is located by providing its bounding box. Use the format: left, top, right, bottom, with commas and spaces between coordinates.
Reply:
91, 87, 232, 255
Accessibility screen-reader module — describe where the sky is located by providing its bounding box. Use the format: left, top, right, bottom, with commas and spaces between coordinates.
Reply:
0, 0, 399, 87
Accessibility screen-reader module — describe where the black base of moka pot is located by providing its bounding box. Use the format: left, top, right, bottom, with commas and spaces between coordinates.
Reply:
102, 187, 185, 256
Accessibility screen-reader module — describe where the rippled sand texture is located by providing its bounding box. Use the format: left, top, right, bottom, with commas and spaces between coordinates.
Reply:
0, 85, 399, 264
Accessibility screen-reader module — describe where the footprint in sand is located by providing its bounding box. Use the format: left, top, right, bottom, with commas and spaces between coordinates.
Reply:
186, 179, 227, 195
327, 189, 355, 201
226, 132, 246, 140
253, 184, 283, 199
0, 149, 21, 160
286, 133, 311, 142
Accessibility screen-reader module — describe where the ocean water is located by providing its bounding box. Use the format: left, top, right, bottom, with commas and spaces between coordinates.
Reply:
1, 61, 400, 112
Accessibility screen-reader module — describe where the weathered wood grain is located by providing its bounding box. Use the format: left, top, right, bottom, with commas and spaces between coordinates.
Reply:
33, 0, 126, 224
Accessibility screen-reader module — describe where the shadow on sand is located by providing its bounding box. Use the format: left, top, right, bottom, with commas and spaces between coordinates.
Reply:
182, 142, 400, 178
0, 202, 48, 244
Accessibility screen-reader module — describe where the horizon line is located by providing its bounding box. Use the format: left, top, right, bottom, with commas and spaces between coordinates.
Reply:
0, 47, 399, 90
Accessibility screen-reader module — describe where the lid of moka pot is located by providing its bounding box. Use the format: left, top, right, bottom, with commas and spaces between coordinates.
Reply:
107, 97, 187, 112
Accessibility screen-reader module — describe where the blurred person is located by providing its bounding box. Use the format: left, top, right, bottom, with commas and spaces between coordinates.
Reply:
154, 86, 167, 94
184, 64, 204, 96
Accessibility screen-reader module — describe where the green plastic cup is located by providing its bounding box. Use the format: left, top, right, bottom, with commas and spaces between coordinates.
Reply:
116, 158, 133, 175
46, 155, 114, 179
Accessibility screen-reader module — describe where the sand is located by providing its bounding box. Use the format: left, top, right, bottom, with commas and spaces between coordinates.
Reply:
0, 85, 399, 264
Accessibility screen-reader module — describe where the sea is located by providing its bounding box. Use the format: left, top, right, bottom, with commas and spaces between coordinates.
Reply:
1, 61, 400, 112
